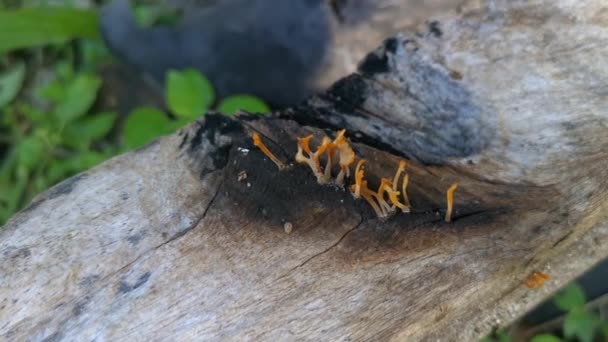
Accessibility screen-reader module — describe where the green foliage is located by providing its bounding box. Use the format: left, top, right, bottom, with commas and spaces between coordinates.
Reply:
548, 283, 601, 342
0, 62, 117, 224
0, 61, 26, 107
551, 283, 603, 342
0, 8, 270, 225
54, 73, 102, 124
479, 282, 607, 342
217, 95, 271, 115
165, 68, 271, 119
79, 38, 114, 71
554, 283, 586, 312
1, 61, 270, 225
479, 329, 510, 342
0, 7, 99, 53
601, 322, 608, 340
166, 68, 215, 119
122, 107, 177, 149
563, 308, 600, 342
63, 111, 117, 149
530, 334, 561, 342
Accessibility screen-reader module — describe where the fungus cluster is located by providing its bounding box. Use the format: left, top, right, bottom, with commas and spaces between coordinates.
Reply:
251, 129, 459, 222
349, 159, 411, 219
295, 129, 355, 186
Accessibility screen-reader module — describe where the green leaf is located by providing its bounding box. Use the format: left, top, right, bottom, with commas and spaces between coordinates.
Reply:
0, 143, 18, 179
166, 117, 192, 132
63, 111, 117, 148
479, 337, 495, 342
54, 73, 101, 124
134, 4, 158, 28
563, 308, 599, 342
79, 38, 112, 70
479, 329, 510, 342
0, 7, 99, 53
55, 60, 74, 80
32, 173, 49, 195
0, 174, 27, 224
19, 103, 48, 125
166, 69, 214, 118
68, 151, 107, 171
78, 111, 117, 140
496, 330, 510, 342
122, 107, 172, 149
530, 334, 561, 342
15, 135, 45, 171
134, 4, 182, 28
217, 95, 270, 115
601, 322, 608, 339
0, 61, 26, 107
47, 159, 73, 184
39, 79, 65, 102
554, 284, 586, 311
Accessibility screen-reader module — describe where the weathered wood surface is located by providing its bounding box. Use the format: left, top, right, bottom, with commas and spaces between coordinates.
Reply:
320, 0, 468, 88
2, 1, 608, 341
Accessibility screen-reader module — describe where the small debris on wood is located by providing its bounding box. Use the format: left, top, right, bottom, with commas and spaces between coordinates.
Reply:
284, 222, 293, 234
238, 171, 248, 182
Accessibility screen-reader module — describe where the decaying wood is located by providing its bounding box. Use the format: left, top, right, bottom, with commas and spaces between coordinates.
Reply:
320, 0, 468, 88
1, 1, 608, 341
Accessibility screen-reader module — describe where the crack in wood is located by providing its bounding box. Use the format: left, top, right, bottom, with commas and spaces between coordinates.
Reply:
154, 178, 224, 250
38, 176, 227, 327
552, 231, 573, 248
275, 218, 364, 281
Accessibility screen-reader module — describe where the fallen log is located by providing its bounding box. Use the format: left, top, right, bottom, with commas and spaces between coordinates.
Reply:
1, 1, 607, 341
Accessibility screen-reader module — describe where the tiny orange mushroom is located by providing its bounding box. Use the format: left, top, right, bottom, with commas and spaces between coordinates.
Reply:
334, 130, 355, 185
375, 178, 394, 216
295, 135, 321, 176
385, 182, 409, 213
361, 181, 386, 218
390, 160, 411, 212
295, 134, 336, 184
350, 160, 415, 219
392, 161, 407, 192
350, 159, 366, 199
401, 173, 411, 208
525, 272, 551, 289
252, 132, 287, 170
323, 139, 335, 183
316, 137, 334, 184
445, 183, 458, 222
349, 160, 388, 218
297, 135, 314, 155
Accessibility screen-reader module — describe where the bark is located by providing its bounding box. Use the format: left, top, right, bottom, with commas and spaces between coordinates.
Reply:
1, 1, 607, 341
